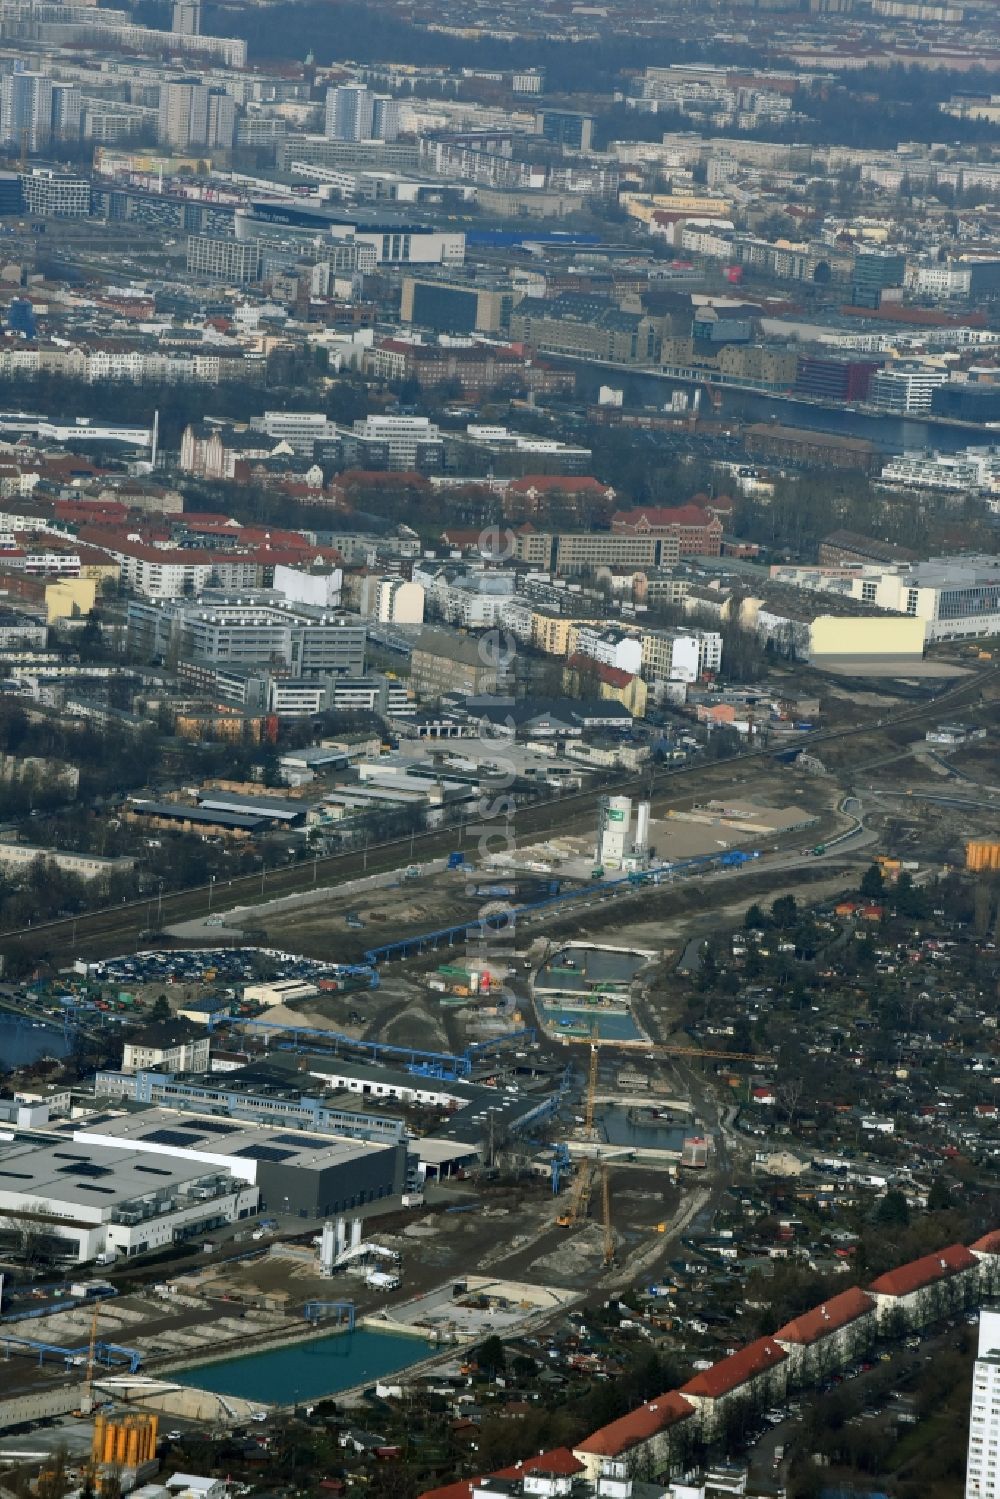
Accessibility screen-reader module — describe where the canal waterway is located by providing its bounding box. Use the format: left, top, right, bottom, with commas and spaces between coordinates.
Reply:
599, 1103, 688, 1153
534, 945, 648, 1042
572, 364, 989, 455
0, 1014, 71, 1070
172, 1327, 436, 1403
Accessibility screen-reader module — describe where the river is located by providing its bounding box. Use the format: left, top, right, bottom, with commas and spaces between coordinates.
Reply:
572, 365, 989, 455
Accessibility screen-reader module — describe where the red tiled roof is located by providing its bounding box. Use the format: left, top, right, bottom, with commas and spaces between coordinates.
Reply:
419, 1449, 585, 1499
869, 1243, 977, 1297
508, 475, 610, 493
680, 1337, 787, 1400
775, 1287, 875, 1347
972, 1231, 1000, 1254
440, 528, 488, 546
575, 1394, 695, 1457
419, 1480, 476, 1499
512, 1452, 586, 1477
565, 655, 637, 690
612, 504, 718, 527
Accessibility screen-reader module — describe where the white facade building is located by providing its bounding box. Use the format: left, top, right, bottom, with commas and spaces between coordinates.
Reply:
641, 628, 723, 684
967, 1309, 1000, 1499
571, 625, 643, 677
907, 262, 972, 299
256, 410, 337, 454
868, 363, 949, 413
0, 1138, 259, 1263
850, 554, 1000, 642
122, 1029, 210, 1073
273, 562, 343, 610
881, 447, 1000, 494
352, 413, 442, 467
377, 578, 424, 624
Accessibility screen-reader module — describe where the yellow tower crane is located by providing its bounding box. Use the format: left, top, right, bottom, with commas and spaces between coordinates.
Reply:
601, 1161, 615, 1268
81, 1304, 99, 1416
557, 1157, 595, 1228
583, 1029, 600, 1139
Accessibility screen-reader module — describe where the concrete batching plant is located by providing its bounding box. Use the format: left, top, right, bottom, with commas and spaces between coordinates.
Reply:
595, 796, 651, 872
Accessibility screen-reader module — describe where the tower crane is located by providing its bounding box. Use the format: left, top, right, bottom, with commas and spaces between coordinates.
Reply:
80, 1304, 99, 1416
557, 1158, 595, 1229
601, 1161, 616, 1268
583, 1035, 600, 1138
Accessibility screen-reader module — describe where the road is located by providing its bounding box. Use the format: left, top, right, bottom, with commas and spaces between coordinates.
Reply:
0, 661, 989, 963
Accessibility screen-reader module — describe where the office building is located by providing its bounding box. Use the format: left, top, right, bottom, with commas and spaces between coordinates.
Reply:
350, 413, 443, 471
510, 294, 664, 367
127, 591, 367, 675
325, 82, 374, 141
186, 234, 261, 282
253, 409, 338, 454
849, 554, 1000, 643
868, 363, 949, 414
122, 1024, 210, 1074
1, 70, 53, 153
410, 625, 509, 698
19, 167, 89, 217
851, 248, 906, 309
535, 109, 594, 151
794, 355, 881, 404
0, 170, 22, 213
401, 275, 516, 334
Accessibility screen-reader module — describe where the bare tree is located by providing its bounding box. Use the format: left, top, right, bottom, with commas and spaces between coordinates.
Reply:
0, 1203, 57, 1272
775, 1078, 805, 1132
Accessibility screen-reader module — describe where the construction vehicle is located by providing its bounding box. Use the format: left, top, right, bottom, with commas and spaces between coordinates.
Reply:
557, 1159, 595, 1228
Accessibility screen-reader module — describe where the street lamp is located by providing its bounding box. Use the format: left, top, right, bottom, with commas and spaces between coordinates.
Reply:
208, 875, 216, 914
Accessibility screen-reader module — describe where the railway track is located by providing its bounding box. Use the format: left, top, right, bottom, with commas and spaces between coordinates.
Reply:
0, 660, 992, 963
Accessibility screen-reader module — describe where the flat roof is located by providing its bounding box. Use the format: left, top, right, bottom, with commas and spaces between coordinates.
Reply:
131, 802, 267, 831
196, 792, 307, 821
0, 1137, 227, 1211
74, 1107, 398, 1170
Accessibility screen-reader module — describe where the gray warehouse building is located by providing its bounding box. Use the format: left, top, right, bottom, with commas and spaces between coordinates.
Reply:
74, 1109, 417, 1220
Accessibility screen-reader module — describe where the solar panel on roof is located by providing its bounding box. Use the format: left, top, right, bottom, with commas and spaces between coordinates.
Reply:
271, 1133, 324, 1147
58, 1162, 112, 1178
191, 1120, 240, 1134
234, 1144, 294, 1163
142, 1128, 204, 1146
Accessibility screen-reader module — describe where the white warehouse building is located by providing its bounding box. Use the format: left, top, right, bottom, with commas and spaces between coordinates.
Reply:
0, 1138, 259, 1264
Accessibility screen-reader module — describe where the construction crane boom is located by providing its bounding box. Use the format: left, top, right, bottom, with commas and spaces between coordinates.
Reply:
80, 1304, 99, 1416
601, 1161, 615, 1268
557, 1158, 594, 1228
652, 1044, 764, 1062
595, 1040, 766, 1062
583, 1039, 599, 1137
